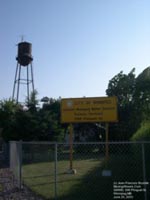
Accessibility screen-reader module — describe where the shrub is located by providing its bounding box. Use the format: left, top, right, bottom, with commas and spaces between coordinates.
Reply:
131, 121, 150, 141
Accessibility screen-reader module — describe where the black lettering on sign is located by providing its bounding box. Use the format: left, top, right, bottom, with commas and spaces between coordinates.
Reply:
74, 112, 86, 116
93, 100, 111, 104
91, 107, 102, 111
89, 112, 103, 116
63, 109, 74, 111
74, 117, 82, 121
103, 107, 115, 110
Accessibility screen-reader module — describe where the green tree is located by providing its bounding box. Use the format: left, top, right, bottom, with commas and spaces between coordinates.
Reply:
0, 96, 65, 142
0, 99, 21, 141
106, 67, 150, 141
106, 68, 136, 106
106, 69, 137, 140
134, 67, 150, 121
40, 98, 65, 141
26, 89, 39, 112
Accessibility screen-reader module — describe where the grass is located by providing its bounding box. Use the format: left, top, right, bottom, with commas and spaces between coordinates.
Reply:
22, 147, 150, 200
22, 158, 102, 199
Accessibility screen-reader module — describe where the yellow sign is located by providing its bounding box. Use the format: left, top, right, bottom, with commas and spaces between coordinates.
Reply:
61, 96, 118, 123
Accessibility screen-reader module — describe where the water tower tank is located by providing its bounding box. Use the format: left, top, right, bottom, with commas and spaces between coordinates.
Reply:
16, 42, 33, 66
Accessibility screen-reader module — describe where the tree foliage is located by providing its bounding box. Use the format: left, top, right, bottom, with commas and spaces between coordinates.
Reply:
106, 67, 150, 141
106, 69, 136, 140
0, 96, 64, 142
131, 121, 150, 141
134, 67, 150, 119
106, 68, 136, 107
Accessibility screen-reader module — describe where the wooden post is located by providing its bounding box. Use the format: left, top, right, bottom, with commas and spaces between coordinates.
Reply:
102, 123, 112, 176
105, 123, 109, 162
69, 123, 73, 170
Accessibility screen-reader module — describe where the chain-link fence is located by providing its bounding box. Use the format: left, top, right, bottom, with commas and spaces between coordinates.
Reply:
10, 141, 150, 200
0, 142, 9, 167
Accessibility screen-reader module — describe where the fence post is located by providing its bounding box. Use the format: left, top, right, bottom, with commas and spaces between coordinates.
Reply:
9, 141, 13, 171
142, 143, 147, 200
54, 143, 58, 199
18, 140, 22, 189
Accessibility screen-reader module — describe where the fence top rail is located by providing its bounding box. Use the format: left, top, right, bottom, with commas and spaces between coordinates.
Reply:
10, 140, 150, 145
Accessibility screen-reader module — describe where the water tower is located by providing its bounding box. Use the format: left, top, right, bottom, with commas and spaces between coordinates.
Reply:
12, 41, 34, 103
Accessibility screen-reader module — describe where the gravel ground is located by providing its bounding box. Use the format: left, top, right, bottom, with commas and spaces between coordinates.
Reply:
0, 167, 45, 200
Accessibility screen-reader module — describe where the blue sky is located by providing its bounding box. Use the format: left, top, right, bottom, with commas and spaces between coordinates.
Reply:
1, 0, 150, 102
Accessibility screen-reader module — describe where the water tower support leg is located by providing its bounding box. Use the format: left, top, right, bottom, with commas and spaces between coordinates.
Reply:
27, 65, 30, 104
16, 64, 21, 103
12, 63, 19, 101
30, 62, 34, 92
